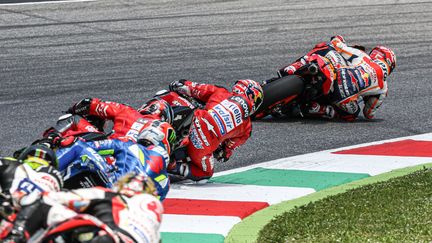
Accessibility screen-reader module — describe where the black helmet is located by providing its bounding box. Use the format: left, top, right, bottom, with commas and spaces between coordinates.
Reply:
17, 145, 58, 169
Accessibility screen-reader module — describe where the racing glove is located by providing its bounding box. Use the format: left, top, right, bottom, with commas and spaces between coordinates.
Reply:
213, 145, 233, 163
32, 132, 77, 149
169, 79, 192, 96
278, 57, 308, 77
67, 98, 92, 115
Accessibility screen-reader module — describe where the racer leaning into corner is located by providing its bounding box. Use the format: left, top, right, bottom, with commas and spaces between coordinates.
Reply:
28, 96, 176, 201
167, 79, 264, 181
54, 120, 176, 201
0, 145, 63, 219
271, 35, 397, 121
2, 173, 163, 243
46, 97, 173, 142
0, 145, 63, 242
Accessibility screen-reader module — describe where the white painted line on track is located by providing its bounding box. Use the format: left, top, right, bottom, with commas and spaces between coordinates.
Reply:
0, 0, 95, 6
214, 132, 432, 177
267, 153, 432, 176
168, 183, 315, 205
161, 215, 241, 236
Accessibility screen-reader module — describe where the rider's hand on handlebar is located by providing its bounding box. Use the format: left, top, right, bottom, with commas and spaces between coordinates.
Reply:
67, 98, 92, 115
169, 79, 185, 91
169, 79, 191, 96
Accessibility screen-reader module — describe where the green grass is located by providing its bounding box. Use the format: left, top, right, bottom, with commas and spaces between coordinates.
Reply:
257, 168, 432, 243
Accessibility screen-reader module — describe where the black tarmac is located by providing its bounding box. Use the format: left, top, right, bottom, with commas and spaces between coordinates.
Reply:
1, 0, 431, 172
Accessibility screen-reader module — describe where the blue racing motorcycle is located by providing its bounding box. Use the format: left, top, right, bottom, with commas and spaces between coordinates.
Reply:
55, 139, 117, 189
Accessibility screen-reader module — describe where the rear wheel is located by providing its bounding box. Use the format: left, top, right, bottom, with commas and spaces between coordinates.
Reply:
253, 75, 304, 119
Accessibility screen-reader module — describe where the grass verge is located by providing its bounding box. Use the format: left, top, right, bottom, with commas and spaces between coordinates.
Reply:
257, 167, 432, 242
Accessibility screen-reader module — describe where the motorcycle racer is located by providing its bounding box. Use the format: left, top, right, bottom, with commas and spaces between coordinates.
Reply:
3, 173, 163, 243
275, 36, 396, 121
56, 120, 175, 201
0, 145, 63, 220
0, 145, 63, 242
168, 79, 263, 181
47, 97, 173, 142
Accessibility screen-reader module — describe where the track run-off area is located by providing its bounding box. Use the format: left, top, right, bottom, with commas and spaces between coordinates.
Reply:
0, 0, 431, 242
162, 133, 432, 242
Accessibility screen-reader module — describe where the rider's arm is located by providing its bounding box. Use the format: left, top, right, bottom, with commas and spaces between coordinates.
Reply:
278, 41, 332, 77
221, 122, 252, 160
171, 80, 228, 103
68, 98, 129, 121
329, 37, 369, 66
184, 81, 228, 102
42, 187, 109, 212
87, 98, 130, 120
278, 58, 308, 77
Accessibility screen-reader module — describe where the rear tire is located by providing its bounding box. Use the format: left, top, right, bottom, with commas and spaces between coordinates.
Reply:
254, 75, 304, 118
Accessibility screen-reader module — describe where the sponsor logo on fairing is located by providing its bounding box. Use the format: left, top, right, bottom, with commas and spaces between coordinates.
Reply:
93, 139, 113, 148
201, 157, 207, 171
85, 125, 99, 132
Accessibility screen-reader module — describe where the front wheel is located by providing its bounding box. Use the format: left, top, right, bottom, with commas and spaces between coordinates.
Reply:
253, 75, 305, 119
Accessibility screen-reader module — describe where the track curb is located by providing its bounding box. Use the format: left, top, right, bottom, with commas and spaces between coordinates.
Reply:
224, 162, 432, 243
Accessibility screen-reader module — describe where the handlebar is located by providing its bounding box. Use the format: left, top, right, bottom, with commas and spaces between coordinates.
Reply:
294, 63, 319, 76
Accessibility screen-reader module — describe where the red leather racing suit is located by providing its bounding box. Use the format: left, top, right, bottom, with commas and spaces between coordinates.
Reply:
56, 99, 158, 142
180, 81, 253, 180
279, 36, 389, 121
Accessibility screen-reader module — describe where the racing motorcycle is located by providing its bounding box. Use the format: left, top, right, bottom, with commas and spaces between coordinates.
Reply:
6, 214, 121, 243
153, 91, 228, 178
55, 139, 116, 189
252, 63, 331, 119
14, 92, 206, 187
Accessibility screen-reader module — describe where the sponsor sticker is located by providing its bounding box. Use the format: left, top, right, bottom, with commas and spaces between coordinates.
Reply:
376, 60, 388, 81
189, 126, 203, 149
194, 118, 210, 146
125, 118, 148, 141
229, 96, 250, 118
221, 100, 243, 127
209, 110, 226, 135
213, 104, 234, 133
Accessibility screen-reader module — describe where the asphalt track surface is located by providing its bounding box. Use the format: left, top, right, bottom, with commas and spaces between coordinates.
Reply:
0, 0, 431, 173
